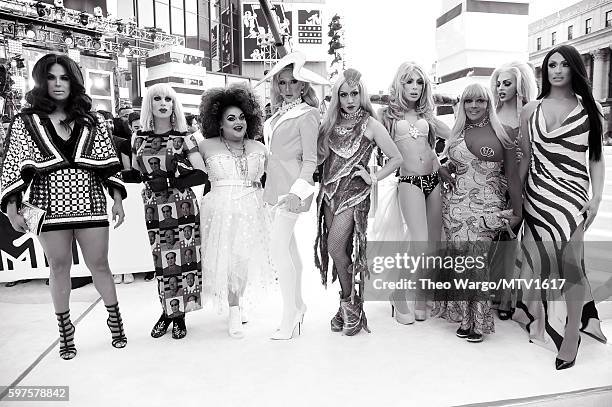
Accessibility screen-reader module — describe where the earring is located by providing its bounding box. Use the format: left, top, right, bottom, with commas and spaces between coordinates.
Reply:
149, 118, 154, 130
170, 111, 176, 127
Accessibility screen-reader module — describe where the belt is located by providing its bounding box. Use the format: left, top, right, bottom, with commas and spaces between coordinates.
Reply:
211, 180, 262, 188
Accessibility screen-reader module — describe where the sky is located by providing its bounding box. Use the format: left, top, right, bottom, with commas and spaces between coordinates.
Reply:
324, 0, 581, 93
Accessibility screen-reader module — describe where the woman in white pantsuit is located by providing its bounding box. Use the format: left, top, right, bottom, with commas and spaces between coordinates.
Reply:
256, 52, 329, 340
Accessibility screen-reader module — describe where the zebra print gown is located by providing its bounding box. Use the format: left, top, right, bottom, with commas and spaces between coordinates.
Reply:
513, 98, 606, 351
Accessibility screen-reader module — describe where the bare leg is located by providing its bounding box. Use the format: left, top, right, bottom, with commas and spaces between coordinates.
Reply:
74, 227, 118, 306
397, 183, 428, 316
38, 230, 75, 313
423, 184, 442, 316
557, 223, 587, 362
323, 204, 355, 299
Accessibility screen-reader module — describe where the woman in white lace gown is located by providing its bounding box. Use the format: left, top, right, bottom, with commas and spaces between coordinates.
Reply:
197, 84, 270, 338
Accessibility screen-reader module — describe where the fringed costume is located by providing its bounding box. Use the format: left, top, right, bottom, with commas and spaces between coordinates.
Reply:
314, 111, 374, 334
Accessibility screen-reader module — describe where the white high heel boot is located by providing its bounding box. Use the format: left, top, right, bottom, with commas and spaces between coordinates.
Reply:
228, 306, 244, 339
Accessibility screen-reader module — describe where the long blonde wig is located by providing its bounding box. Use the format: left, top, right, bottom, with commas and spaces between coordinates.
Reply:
141, 83, 188, 133
318, 70, 377, 164
380, 62, 438, 147
450, 83, 513, 148
490, 61, 538, 120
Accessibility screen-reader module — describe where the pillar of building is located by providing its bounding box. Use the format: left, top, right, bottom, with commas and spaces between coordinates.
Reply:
582, 53, 593, 82
591, 48, 611, 101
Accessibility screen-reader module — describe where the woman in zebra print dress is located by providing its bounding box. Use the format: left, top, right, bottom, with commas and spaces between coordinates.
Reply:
516, 45, 607, 370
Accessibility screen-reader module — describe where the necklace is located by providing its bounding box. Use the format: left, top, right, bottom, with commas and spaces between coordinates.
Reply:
222, 137, 248, 179
278, 98, 302, 116
340, 108, 363, 121
464, 116, 490, 131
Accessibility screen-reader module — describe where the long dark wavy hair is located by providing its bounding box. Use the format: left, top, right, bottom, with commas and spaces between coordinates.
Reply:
198, 83, 263, 139
539, 45, 603, 161
23, 53, 95, 126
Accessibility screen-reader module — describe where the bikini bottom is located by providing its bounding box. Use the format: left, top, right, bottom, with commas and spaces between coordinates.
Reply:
398, 171, 439, 199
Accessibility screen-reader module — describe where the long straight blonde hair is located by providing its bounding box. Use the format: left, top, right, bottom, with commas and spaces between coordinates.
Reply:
450, 83, 513, 148
318, 70, 377, 164
140, 83, 188, 133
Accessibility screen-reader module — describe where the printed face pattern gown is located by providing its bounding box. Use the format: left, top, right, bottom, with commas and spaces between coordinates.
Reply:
513, 98, 606, 350
432, 130, 507, 335
134, 130, 203, 316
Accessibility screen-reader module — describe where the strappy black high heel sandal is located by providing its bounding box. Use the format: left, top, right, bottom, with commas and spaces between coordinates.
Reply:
55, 310, 76, 360
105, 303, 127, 348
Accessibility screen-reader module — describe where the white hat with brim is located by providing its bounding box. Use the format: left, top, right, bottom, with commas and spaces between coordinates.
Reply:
254, 51, 330, 88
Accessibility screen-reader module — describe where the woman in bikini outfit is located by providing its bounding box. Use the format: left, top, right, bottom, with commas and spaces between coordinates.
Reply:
378, 62, 450, 324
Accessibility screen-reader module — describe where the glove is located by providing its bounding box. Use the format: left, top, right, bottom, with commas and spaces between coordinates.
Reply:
121, 169, 143, 183
147, 177, 169, 192
169, 170, 209, 190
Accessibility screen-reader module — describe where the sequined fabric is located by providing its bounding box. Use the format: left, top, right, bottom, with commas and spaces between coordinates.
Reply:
315, 113, 375, 292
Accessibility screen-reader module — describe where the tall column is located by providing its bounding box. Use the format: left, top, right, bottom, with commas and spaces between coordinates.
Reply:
582, 53, 594, 82
591, 48, 611, 101
593, 47, 610, 100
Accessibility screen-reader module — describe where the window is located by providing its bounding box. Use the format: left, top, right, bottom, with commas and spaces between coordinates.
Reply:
170, 0, 184, 36
585, 18, 592, 34
138, 0, 154, 27
536, 37, 542, 51
155, 0, 170, 34
568, 25, 573, 40
551, 31, 557, 45
606, 11, 612, 27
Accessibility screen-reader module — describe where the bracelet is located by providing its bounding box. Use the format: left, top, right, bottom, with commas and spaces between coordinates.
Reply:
369, 169, 378, 185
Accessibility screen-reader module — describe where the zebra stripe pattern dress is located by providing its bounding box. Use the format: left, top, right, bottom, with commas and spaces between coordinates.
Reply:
514, 98, 605, 351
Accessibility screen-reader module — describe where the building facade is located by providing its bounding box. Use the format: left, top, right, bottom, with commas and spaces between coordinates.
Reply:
529, 0, 612, 101
529, 0, 612, 138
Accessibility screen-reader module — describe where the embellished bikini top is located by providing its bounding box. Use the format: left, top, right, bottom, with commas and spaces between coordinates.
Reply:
393, 120, 428, 143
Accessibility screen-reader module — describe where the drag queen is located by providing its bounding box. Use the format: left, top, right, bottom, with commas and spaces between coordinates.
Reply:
124, 83, 208, 340
0, 53, 127, 359
488, 61, 537, 319
315, 68, 402, 335
197, 84, 270, 339
378, 62, 451, 324
255, 52, 329, 340
432, 83, 522, 343
516, 45, 606, 369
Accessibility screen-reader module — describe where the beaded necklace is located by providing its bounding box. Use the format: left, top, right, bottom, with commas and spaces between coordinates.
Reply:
277, 98, 302, 116
340, 108, 362, 121
222, 137, 248, 179
464, 115, 490, 131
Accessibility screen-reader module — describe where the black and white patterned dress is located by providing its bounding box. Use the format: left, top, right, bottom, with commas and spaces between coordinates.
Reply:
134, 130, 204, 316
514, 98, 605, 350
0, 113, 125, 231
